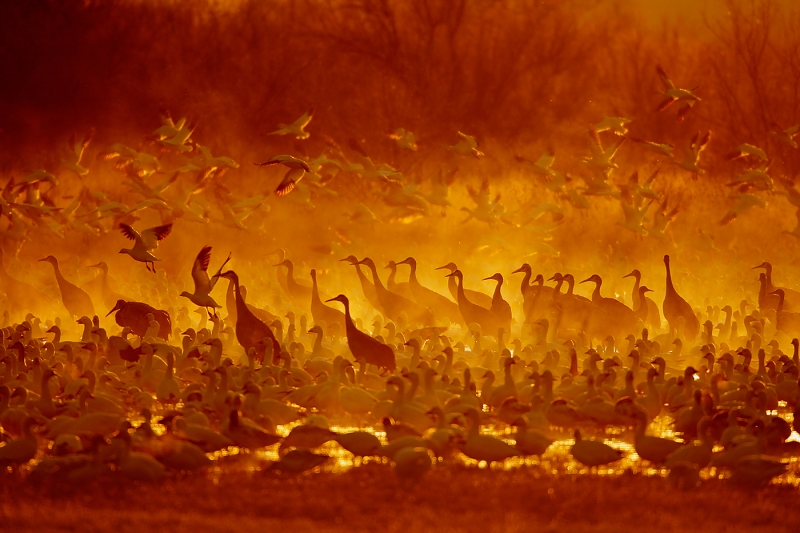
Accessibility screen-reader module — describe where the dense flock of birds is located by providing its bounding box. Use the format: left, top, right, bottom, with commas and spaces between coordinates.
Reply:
0, 64, 799, 488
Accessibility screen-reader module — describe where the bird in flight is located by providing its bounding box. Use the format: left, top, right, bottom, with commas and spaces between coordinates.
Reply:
118, 222, 173, 272
254, 155, 311, 196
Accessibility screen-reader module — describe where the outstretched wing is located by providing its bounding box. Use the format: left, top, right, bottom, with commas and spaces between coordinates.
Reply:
457, 132, 477, 149
292, 107, 314, 129
275, 167, 306, 196
209, 251, 231, 291
119, 223, 141, 242
656, 65, 674, 90
535, 150, 556, 170
140, 223, 173, 249
697, 131, 712, 151
656, 96, 677, 112
74, 129, 94, 160
191, 245, 213, 292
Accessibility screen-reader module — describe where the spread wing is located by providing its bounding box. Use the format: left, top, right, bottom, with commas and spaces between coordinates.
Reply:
140, 223, 173, 249
697, 131, 712, 151
292, 107, 314, 129
209, 251, 231, 291
588, 128, 603, 157
119, 223, 141, 242
605, 136, 627, 158
457, 132, 477, 149
192, 245, 212, 292
656, 65, 674, 90
275, 167, 306, 196
74, 129, 94, 160
535, 151, 556, 169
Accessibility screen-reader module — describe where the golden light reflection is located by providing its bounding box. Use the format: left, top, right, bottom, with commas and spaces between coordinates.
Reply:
2, 4, 800, 532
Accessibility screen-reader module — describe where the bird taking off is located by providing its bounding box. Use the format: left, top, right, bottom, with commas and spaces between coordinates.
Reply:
655, 65, 701, 122
254, 155, 311, 196
119, 223, 173, 272
180, 246, 231, 315
388, 128, 418, 151
270, 108, 314, 140
447, 132, 484, 159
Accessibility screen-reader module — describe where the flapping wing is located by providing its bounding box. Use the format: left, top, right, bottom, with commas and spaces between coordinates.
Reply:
275, 167, 305, 196
191, 245, 212, 292
656, 65, 674, 90
292, 107, 314, 129
140, 223, 173, 248
119, 223, 141, 242
588, 128, 603, 156
209, 251, 231, 291
535, 150, 556, 170
656, 96, 677, 112
458, 132, 477, 149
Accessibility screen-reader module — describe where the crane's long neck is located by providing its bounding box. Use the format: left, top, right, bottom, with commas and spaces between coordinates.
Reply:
758, 276, 768, 306
340, 299, 356, 334
311, 273, 321, 304
565, 276, 575, 296
284, 262, 296, 287
230, 274, 248, 316
554, 278, 565, 295
49, 261, 68, 289
631, 273, 641, 307
636, 288, 649, 313
520, 269, 531, 295
446, 267, 458, 297
491, 278, 503, 303
591, 280, 602, 301
455, 274, 466, 302
407, 261, 418, 285
365, 263, 385, 290
313, 331, 323, 352
353, 263, 369, 286
665, 260, 676, 295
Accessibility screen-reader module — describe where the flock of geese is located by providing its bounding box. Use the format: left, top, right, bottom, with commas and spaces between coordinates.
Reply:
0, 240, 799, 487
1, 64, 799, 488
1, 65, 800, 264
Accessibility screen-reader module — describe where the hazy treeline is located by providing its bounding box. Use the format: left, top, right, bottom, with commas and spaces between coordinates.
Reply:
1, 0, 799, 177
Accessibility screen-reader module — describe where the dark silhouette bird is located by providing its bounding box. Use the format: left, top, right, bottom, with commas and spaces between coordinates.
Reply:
435, 262, 492, 309
118, 222, 173, 272
580, 274, 638, 339
446, 270, 502, 336
663, 255, 699, 341
310, 269, 346, 332
483, 273, 513, 333
396, 257, 460, 324
340, 255, 383, 314
359, 257, 434, 325
753, 261, 800, 307
220, 270, 281, 363
772, 289, 800, 336
39, 255, 95, 318
274, 259, 311, 303
622, 269, 661, 329
327, 294, 396, 373
106, 300, 171, 340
